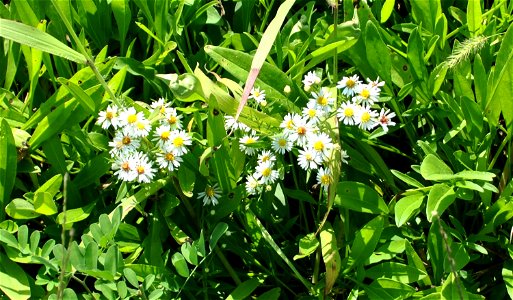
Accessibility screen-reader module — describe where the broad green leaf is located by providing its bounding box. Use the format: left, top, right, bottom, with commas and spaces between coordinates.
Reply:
405, 241, 431, 286
226, 278, 263, 300
104, 245, 122, 276
111, 0, 131, 53
503, 260, 513, 299
409, 0, 441, 32
395, 194, 425, 227
441, 273, 467, 300
171, 252, 189, 277
33, 192, 58, 215
420, 154, 453, 181
123, 268, 139, 288
0, 253, 30, 300
58, 78, 96, 114
320, 223, 341, 294
366, 262, 427, 283
474, 54, 487, 107
5, 199, 40, 220
0, 220, 18, 233
293, 233, 319, 260
428, 219, 447, 284
486, 23, 513, 131
0, 18, 85, 64
349, 215, 384, 268
407, 28, 428, 83
72, 152, 110, 188
256, 288, 281, 300
28, 99, 80, 150
181, 243, 198, 266
335, 181, 389, 214
42, 136, 67, 175
365, 21, 391, 84
380, 0, 395, 23
85, 242, 98, 270
0, 118, 17, 221
480, 197, 513, 234
391, 169, 424, 188
56, 201, 95, 226
427, 183, 456, 222
467, 0, 482, 37
209, 222, 228, 251
369, 278, 415, 299
444, 242, 470, 271
368, 240, 406, 264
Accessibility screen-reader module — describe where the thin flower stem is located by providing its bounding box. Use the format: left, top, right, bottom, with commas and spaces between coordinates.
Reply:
50, 0, 120, 108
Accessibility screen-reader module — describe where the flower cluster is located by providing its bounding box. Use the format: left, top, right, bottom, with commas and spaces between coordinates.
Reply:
97, 98, 192, 183
227, 71, 395, 196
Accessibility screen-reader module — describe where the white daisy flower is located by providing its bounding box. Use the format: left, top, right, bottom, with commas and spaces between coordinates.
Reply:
254, 161, 279, 185
153, 125, 172, 149
224, 115, 250, 132
132, 152, 156, 183
109, 129, 140, 156
271, 134, 292, 154
337, 75, 361, 97
337, 102, 359, 126
289, 116, 315, 147
310, 87, 335, 113
156, 151, 182, 171
354, 83, 380, 106
239, 135, 259, 156
341, 149, 350, 164
302, 101, 325, 124
258, 150, 276, 164
317, 167, 333, 191
356, 105, 379, 131
151, 97, 171, 115
119, 107, 145, 129
245, 174, 261, 195
112, 153, 137, 182
309, 133, 333, 159
280, 113, 301, 135
297, 147, 323, 170
302, 71, 321, 88
167, 130, 192, 156
131, 118, 151, 138
198, 183, 222, 206
162, 108, 183, 130
97, 105, 121, 129
367, 77, 385, 90
249, 87, 266, 105
377, 108, 396, 132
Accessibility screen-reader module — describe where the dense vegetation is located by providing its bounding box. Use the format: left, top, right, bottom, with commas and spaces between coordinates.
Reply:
0, 0, 512, 299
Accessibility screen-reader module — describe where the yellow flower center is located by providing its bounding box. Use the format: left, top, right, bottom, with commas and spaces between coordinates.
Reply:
136, 166, 145, 174
308, 109, 316, 118
262, 168, 272, 177
161, 131, 170, 140
286, 120, 294, 129
206, 186, 215, 197
254, 91, 260, 97
361, 112, 371, 123
344, 108, 354, 117
321, 174, 332, 185
262, 155, 270, 162
346, 79, 355, 88
165, 153, 175, 161
360, 89, 370, 99
127, 114, 137, 124
278, 139, 287, 147
313, 141, 324, 151
317, 96, 328, 106
137, 122, 146, 129
160, 107, 166, 114
173, 136, 184, 147
106, 111, 114, 119
297, 126, 306, 135
305, 153, 312, 161
245, 138, 255, 144
122, 136, 131, 145
121, 162, 130, 171
168, 116, 177, 125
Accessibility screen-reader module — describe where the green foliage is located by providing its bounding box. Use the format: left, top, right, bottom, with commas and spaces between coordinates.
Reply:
0, 0, 513, 299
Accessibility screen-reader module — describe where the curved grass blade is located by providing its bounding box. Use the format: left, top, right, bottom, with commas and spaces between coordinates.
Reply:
234, 0, 296, 121
0, 18, 86, 64
0, 119, 17, 221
